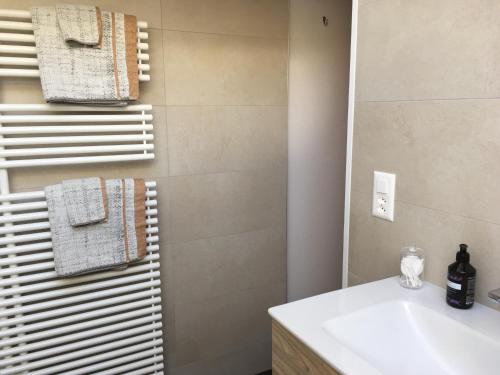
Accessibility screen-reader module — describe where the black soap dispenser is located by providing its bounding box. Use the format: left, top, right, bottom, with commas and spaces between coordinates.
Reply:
446, 244, 476, 309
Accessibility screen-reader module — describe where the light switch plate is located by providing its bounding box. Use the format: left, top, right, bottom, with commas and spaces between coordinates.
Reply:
372, 171, 396, 221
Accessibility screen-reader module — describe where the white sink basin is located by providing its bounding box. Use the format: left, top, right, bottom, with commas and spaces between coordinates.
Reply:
269, 277, 500, 375
323, 300, 500, 375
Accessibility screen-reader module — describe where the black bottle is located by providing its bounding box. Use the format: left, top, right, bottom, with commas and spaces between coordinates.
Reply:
446, 244, 476, 309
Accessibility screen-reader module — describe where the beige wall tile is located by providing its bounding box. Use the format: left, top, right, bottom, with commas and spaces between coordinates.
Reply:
164, 30, 288, 106
167, 169, 286, 243
10, 106, 168, 191
171, 339, 272, 375
0, 0, 162, 28
171, 359, 224, 375
172, 227, 285, 305
349, 191, 405, 283
356, 0, 500, 101
0, 79, 44, 104
167, 106, 287, 176
348, 271, 366, 287
352, 100, 500, 225
216, 339, 272, 374
174, 283, 284, 367
349, 190, 500, 311
161, 0, 288, 39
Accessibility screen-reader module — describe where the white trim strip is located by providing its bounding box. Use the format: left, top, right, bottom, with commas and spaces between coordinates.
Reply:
342, 0, 359, 288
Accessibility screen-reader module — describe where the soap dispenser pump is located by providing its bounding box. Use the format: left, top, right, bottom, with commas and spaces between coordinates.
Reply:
446, 244, 476, 309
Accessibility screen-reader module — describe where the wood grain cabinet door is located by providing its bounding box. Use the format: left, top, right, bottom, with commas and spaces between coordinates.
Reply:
272, 320, 340, 375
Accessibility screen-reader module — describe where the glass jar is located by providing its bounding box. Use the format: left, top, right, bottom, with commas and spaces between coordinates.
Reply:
400, 246, 424, 289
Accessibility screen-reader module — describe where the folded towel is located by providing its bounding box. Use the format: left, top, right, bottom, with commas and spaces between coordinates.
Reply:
62, 177, 108, 226
124, 178, 147, 262
55, 4, 102, 46
46, 178, 147, 277
31, 6, 139, 105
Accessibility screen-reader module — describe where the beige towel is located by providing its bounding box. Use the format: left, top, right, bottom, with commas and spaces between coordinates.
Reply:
62, 177, 108, 226
55, 4, 102, 46
31, 6, 139, 105
46, 178, 147, 277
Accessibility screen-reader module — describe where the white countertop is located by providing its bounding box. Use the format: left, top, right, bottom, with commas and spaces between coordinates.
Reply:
269, 277, 500, 375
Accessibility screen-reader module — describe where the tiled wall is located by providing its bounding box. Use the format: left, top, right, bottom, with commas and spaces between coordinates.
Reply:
0, 0, 289, 373
349, 0, 500, 311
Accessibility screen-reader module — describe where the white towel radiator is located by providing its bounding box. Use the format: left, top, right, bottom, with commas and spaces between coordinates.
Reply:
0, 8, 151, 81
0, 103, 155, 168
0, 104, 165, 373
0, 182, 162, 374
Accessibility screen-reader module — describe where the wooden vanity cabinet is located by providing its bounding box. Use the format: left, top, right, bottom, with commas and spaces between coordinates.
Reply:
272, 320, 340, 375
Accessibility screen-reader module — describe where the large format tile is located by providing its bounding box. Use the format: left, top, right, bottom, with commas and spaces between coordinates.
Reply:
215, 338, 272, 375
171, 339, 271, 375
348, 271, 366, 287
161, 0, 288, 39
0, 78, 44, 104
174, 283, 284, 367
164, 30, 288, 106
167, 106, 287, 176
167, 169, 286, 243
171, 227, 285, 305
0, 0, 162, 28
356, 0, 500, 101
349, 190, 500, 311
352, 100, 500, 225
10, 106, 168, 191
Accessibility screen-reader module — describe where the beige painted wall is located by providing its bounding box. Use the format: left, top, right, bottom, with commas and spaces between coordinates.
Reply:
287, 0, 351, 301
349, 0, 500, 311
0, 0, 289, 373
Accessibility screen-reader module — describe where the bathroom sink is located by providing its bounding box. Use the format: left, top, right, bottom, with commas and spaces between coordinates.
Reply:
269, 277, 500, 375
322, 300, 500, 375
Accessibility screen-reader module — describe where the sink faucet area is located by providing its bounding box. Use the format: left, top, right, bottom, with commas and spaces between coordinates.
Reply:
488, 288, 500, 303
269, 278, 500, 375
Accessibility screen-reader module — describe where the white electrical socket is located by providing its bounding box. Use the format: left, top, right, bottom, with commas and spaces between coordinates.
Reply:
372, 171, 396, 221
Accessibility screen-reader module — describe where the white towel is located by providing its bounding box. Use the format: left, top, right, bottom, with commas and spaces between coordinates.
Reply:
46, 178, 147, 277
31, 6, 139, 105
62, 177, 107, 226
55, 4, 101, 46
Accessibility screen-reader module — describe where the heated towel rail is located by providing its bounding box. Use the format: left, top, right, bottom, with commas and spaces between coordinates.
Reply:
0, 103, 164, 373
0, 103, 155, 168
0, 8, 163, 372
0, 181, 163, 374
0, 8, 151, 81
